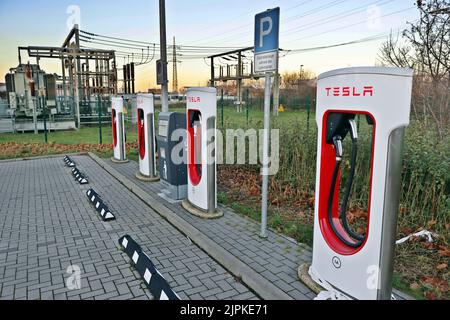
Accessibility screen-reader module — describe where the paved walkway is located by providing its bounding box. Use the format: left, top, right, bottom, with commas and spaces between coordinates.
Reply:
106, 158, 315, 300
0, 155, 257, 300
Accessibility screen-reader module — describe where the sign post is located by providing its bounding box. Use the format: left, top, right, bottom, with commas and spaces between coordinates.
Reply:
254, 7, 280, 238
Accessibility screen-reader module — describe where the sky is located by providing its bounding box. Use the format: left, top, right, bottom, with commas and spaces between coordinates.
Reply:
0, 0, 420, 91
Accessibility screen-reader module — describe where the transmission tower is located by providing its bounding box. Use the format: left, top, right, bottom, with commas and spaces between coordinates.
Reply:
172, 36, 178, 93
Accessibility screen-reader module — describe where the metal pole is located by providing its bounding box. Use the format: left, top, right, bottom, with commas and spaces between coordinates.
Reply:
61, 59, 67, 112
98, 95, 103, 144
221, 88, 224, 128
33, 102, 38, 134
40, 65, 48, 143
113, 56, 118, 94
75, 66, 81, 129
123, 64, 127, 94
75, 25, 82, 129
210, 57, 214, 87
86, 56, 90, 103
131, 62, 135, 94
306, 98, 311, 135
159, 0, 169, 112
43, 96, 48, 143
33, 65, 38, 135
260, 72, 272, 239
68, 59, 75, 116
237, 52, 242, 112
246, 88, 249, 126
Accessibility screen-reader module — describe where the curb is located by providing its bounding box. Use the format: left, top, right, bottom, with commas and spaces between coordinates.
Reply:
88, 152, 293, 300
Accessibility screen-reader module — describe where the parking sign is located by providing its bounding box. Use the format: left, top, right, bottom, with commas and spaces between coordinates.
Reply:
254, 7, 280, 73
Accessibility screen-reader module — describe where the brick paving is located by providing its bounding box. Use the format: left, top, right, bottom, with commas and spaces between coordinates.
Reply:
107, 158, 316, 300
0, 156, 258, 300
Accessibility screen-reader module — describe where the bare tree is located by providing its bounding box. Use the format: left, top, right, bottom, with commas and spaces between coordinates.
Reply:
379, 0, 450, 139
281, 70, 314, 90
379, 32, 416, 69
405, 0, 450, 81
380, 0, 450, 79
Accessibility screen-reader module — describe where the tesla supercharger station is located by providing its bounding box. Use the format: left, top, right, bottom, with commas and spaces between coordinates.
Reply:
135, 94, 159, 182
181, 87, 222, 218
310, 67, 413, 300
111, 96, 129, 163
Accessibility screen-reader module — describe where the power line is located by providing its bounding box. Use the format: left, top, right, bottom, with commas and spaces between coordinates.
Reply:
80, 39, 228, 56
80, 37, 232, 54
183, 0, 278, 45
77, 6, 416, 63
281, 0, 394, 36
202, 0, 348, 46
283, 0, 348, 24
289, 6, 416, 42
79, 29, 241, 50
185, 0, 313, 43
284, 17, 418, 57
287, 33, 389, 54
197, 0, 356, 47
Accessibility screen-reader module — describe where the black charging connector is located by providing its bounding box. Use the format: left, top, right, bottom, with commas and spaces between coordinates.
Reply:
325, 113, 356, 144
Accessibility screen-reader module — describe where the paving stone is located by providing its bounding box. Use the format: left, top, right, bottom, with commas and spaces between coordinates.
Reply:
216, 290, 239, 300
0, 156, 259, 301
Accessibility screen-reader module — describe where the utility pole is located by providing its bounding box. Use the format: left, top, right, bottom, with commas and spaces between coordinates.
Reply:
172, 37, 178, 93
131, 62, 135, 94
210, 57, 215, 87
123, 64, 127, 94
159, 0, 169, 112
61, 59, 67, 112
37, 57, 48, 143
74, 24, 82, 130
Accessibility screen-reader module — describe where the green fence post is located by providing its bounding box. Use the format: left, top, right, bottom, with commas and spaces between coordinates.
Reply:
43, 96, 48, 143
221, 89, 224, 128
246, 88, 249, 126
306, 96, 311, 136
98, 95, 103, 144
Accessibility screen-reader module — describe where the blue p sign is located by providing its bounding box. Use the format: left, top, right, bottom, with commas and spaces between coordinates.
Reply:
254, 7, 280, 54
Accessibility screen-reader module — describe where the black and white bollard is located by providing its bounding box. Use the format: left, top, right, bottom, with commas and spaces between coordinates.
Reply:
63, 155, 76, 167
71, 167, 89, 184
86, 189, 116, 221
118, 235, 180, 300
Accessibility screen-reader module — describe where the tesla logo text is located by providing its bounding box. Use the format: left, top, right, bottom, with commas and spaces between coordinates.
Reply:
188, 97, 201, 103
325, 86, 374, 97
